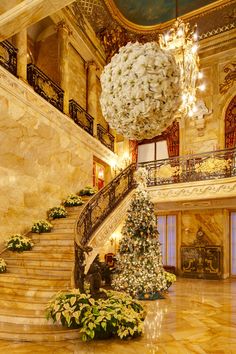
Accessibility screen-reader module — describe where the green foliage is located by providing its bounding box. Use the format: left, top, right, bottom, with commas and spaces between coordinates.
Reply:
0, 258, 7, 273
78, 186, 97, 196
6, 234, 34, 252
46, 289, 145, 341
63, 194, 84, 207
113, 188, 169, 297
164, 271, 176, 289
31, 220, 53, 233
48, 206, 68, 219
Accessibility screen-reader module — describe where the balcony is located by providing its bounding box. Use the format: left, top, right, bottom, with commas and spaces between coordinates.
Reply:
0, 40, 17, 76
139, 147, 236, 187
97, 124, 115, 152
69, 99, 94, 136
27, 64, 64, 112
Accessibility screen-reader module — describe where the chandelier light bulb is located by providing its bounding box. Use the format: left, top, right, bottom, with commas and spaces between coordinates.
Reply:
192, 105, 198, 113
188, 110, 193, 117
164, 33, 170, 42
189, 95, 195, 103
198, 72, 203, 79
193, 33, 198, 41
192, 44, 198, 53
177, 29, 183, 37
182, 94, 187, 102
199, 83, 206, 91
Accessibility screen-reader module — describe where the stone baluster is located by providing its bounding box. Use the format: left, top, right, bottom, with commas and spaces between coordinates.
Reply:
14, 28, 27, 81
57, 21, 71, 115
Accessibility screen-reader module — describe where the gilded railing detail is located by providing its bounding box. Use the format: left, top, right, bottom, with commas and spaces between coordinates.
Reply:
139, 147, 236, 187
69, 99, 94, 136
0, 40, 17, 76
97, 124, 115, 151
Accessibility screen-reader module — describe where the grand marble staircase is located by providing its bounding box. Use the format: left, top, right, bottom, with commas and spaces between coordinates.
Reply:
0, 206, 84, 341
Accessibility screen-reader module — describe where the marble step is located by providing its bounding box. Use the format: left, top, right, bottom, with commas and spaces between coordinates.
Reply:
0, 307, 48, 325
3, 250, 74, 260
0, 284, 68, 298
31, 233, 74, 240
0, 274, 70, 287
5, 257, 74, 267
0, 322, 81, 341
0, 295, 48, 311
31, 245, 74, 253
31, 239, 74, 246
6, 266, 72, 277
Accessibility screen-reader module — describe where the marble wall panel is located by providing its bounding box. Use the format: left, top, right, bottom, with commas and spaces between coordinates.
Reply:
68, 44, 86, 109
0, 73, 115, 244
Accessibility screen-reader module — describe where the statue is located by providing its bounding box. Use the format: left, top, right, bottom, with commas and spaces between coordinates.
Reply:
74, 243, 93, 293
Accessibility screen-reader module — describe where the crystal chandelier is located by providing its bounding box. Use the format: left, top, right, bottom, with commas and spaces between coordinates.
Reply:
159, 14, 206, 117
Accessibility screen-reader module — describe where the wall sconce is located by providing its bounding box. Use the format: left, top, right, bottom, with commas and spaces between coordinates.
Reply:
122, 152, 131, 168
110, 160, 122, 176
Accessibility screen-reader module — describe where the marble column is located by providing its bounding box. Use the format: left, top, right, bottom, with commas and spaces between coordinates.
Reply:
14, 29, 27, 81
87, 61, 98, 137
57, 21, 70, 115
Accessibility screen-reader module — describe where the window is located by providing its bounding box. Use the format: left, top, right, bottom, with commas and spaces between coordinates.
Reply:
157, 215, 177, 266
230, 212, 236, 275
137, 140, 168, 163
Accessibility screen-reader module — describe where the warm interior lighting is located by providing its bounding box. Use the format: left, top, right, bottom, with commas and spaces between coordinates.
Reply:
159, 15, 206, 118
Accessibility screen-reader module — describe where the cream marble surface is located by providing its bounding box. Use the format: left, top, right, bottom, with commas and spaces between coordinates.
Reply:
0, 67, 116, 239
0, 278, 235, 353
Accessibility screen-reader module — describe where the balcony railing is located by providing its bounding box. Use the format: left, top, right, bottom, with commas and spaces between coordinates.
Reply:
69, 99, 94, 136
0, 40, 17, 76
97, 124, 115, 152
139, 147, 236, 187
27, 64, 64, 112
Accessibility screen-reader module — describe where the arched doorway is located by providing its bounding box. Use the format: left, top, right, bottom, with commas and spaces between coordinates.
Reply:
225, 95, 236, 148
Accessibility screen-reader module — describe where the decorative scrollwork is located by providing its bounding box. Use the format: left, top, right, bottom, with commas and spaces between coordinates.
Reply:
140, 147, 236, 187
97, 124, 114, 151
0, 40, 17, 76
27, 64, 64, 112
220, 62, 236, 94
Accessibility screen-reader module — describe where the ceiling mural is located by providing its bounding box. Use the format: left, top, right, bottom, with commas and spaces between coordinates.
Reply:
112, 0, 218, 26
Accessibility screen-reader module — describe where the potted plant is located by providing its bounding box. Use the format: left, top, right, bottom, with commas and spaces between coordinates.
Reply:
78, 186, 97, 197
31, 220, 53, 234
48, 206, 68, 219
0, 258, 7, 273
63, 194, 84, 207
6, 234, 34, 252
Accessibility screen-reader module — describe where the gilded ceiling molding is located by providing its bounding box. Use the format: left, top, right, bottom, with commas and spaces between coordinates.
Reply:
103, 0, 234, 34
148, 178, 236, 204
219, 62, 236, 94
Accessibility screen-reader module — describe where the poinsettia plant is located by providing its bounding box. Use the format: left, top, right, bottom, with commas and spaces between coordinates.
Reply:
6, 234, 34, 252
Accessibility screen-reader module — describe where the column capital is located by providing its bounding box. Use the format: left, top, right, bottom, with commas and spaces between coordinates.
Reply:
85, 60, 99, 71
56, 21, 72, 35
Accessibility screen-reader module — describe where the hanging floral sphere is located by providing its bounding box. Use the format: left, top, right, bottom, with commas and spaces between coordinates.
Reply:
100, 41, 182, 140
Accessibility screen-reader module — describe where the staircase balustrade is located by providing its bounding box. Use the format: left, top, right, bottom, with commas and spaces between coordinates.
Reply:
139, 147, 236, 187
0, 40, 17, 76
97, 124, 115, 151
69, 99, 94, 136
74, 163, 136, 288
27, 64, 64, 112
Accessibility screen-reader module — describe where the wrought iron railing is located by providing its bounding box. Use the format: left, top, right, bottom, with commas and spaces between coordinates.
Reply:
74, 163, 136, 290
27, 64, 64, 112
0, 40, 17, 76
69, 99, 94, 136
97, 124, 115, 151
77, 163, 136, 246
139, 147, 236, 187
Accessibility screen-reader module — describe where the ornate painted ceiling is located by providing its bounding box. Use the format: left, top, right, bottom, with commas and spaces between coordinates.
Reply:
111, 0, 217, 26
69, 0, 236, 61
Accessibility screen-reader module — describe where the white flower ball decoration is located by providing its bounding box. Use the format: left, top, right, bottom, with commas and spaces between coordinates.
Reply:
100, 41, 182, 140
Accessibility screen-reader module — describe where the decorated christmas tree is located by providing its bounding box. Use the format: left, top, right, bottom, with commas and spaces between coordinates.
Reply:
112, 169, 168, 299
